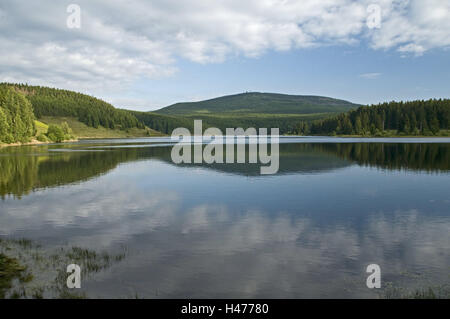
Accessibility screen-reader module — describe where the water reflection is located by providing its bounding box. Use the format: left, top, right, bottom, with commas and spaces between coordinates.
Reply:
323, 143, 450, 172
0, 138, 449, 298
2, 176, 448, 297
92, 206, 448, 298
1, 140, 449, 198
0, 145, 139, 198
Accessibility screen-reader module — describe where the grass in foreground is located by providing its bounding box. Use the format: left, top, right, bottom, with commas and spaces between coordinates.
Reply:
40, 116, 165, 138
382, 283, 450, 299
0, 238, 127, 299
0, 254, 33, 299
2, 237, 448, 299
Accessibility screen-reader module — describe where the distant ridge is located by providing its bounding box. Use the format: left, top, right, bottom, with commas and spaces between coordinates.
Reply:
155, 92, 359, 115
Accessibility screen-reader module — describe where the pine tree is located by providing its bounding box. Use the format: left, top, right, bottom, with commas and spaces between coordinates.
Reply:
355, 116, 362, 135
307, 99, 449, 136
0, 107, 12, 143
0, 86, 36, 143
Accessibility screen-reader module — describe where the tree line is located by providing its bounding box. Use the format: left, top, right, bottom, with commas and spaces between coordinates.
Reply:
37, 122, 75, 143
0, 86, 36, 143
132, 111, 321, 135
2, 82, 449, 140
1, 83, 144, 131
130, 111, 196, 134
297, 99, 449, 136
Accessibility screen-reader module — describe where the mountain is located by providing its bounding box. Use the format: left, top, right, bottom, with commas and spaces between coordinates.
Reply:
155, 92, 359, 115
148, 92, 359, 134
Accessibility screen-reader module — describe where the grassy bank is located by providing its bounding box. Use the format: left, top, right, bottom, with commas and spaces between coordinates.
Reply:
34, 120, 48, 135
40, 116, 166, 138
0, 117, 166, 147
0, 119, 76, 148
0, 139, 75, 148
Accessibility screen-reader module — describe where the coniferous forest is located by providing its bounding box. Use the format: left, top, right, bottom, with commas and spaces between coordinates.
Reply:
0, 83, 144, 131
0, 86, 36, 143
298, 99, 449, 136
130, 110, 196, 135
1, 82, 449, 144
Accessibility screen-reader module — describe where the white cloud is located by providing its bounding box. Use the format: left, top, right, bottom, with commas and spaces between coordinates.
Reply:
0, 0, 448, 96
397, 43, 426, 55
369, 0, 450, 55
359, 72, 382, 79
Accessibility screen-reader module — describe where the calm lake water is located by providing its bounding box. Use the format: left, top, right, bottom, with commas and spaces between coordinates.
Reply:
1, 137, 449, 298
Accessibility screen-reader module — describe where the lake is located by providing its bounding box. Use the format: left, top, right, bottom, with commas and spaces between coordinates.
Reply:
0, 137, 449, 298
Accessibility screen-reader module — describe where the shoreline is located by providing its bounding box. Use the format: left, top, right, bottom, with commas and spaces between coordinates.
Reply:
1, 134, 449, 148
0, 138, 79, 148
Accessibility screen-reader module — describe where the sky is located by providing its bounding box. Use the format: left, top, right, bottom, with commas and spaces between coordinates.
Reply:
0, 0, 449, 111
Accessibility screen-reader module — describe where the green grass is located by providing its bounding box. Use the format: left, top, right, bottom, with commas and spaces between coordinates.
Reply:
34, 120, 48, 135
0, 238, 128, 299
0, 253, 30, 299
382, 283, 450, 299
39, 116, 165, 138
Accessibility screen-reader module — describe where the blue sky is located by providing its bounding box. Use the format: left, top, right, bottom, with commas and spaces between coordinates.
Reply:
0, 0, 449, 111
123, 45, 450, 109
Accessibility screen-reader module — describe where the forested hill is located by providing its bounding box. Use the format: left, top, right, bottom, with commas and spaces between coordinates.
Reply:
0, 83, 143, 131
0, 86, 36, 143
1, 83, 448, 141
299, 99, 450, 136
155, 92, 358, 115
